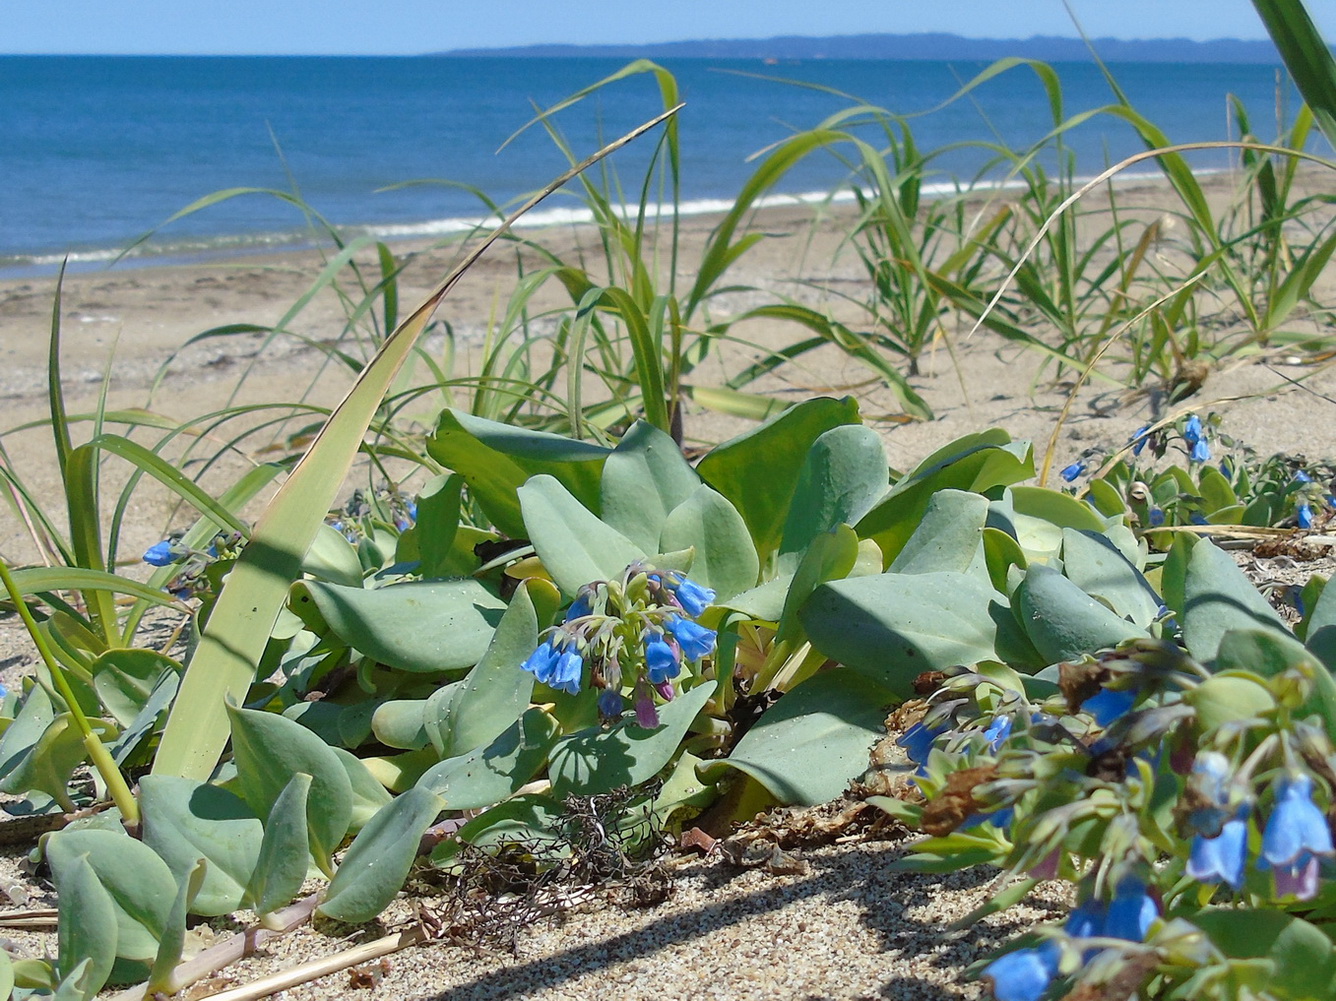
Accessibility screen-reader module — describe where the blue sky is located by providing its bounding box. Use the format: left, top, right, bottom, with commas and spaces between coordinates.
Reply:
3, 0, 1332, 55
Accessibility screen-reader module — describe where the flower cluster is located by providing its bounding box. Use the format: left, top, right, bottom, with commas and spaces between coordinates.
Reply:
983, 878, 1160, 1001
326, 486, 418, 542
142, 529, 245, 599
519, 564, 717, 728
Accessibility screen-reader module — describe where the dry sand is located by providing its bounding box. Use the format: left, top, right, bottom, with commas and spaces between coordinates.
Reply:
2, 172, 1336, 999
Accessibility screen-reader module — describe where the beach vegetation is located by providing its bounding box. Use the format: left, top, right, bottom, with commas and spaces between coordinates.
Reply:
4, 1, 1336, 997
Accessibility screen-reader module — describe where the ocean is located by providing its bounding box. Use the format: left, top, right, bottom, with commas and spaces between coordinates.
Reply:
0, 55, 1309, 277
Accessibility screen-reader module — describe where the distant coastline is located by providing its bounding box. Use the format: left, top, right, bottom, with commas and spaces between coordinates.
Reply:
431, 31, 1290, 64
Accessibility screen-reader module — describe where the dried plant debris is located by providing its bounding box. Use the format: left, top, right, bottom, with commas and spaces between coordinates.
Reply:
421, 787, 672, 951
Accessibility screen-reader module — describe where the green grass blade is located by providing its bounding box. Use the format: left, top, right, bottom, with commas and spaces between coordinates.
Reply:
1253, 0, 1336, 148
153, 107, 681, 781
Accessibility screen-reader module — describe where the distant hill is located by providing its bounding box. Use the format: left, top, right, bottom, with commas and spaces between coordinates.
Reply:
432, 32, 1289, 64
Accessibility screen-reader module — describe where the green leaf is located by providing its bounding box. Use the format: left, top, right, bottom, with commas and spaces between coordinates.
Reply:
776, 525, 860, 645
139, 775, 262, 917
1178, 536, 1289, 664
410, 473, 467, 577
696, 397, 862, 557
332, 747, 395, 831
246, 772, 313, 917
549, 683, 713, 797
417, 709, 560, 811
228, 706, 352, 875
430, 577, 556, 758
1252, 0, 1336, 149
1183, 673, 1278, 733
658, 485, 760, 600
857, 431, 1032, 564
45, 829, 178, 964
291, 578, 505, 673
370, 698, 432, 751
779, 424, 888, 559
91, 648, 179, 728
53, 854, 116, 999
887, 489, 989, 577
1013, 564, 1147, 664
1059, 530, 1162, 628
0, 714, 96, 808
1191, 907, 1336, 1001
600, 420, 702, 554
430, 794, 564, 868
800, 572, 1002, 697
318, 786, 443, 924
427, 409, 610, 538
1009, 486, 1108, 562
302, 524, 365, 587
518, 475, 645, 596
700, 668, 894, 804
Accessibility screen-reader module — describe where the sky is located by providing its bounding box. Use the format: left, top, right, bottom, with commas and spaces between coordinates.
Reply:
2, 0, 1333, 55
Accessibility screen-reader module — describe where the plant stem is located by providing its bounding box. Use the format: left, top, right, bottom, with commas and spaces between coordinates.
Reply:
0, 559, 140, 823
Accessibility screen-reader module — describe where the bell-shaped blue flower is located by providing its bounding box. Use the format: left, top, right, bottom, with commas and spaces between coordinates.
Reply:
1064, 900, 1104, 939
597, 689, 624, 719
1105, 877, 1157, 941
520, 639, 560, 685
672, 576, 716, 618
645, 635, 681, 685
1184, 414, 1204, 444
1130, 426, 1151, 456
1295, 470, 1314, 484
983, 715, 1013, 752
897, 720, 945, 767
143, 541, 176, 567
1081, 687, 1136, 726
666, 616, 716, 662
565, 593, 592, 622
1262, 773, 1334, 868
982, 942, 1060, 1001
1298, 503, 1315, 530
1187, 808, 1249, 889
1060, 461, 1086, 483
548, 649, 584, 695
1149, 507, 1166, 527
1190, 438, 1211, 463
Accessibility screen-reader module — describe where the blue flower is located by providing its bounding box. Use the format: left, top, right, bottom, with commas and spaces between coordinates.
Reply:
983, 715, 1013, 752
672, 576, 716, 617
1295, 470, 1313, 484
548, 649, 583, 695
1298, 503, 1314, 530
1187, 809, 1250, 889
143, 541, 176, 567
1149, 507, 1166, 527
1105, 877, 1157, 941
897, 720, 946, 766
645, 635, 681, 685
597, 689, 624, 719
520, 639, 583, 694
1064, 900, 1104, 939
1060, 461, 1086, 482
1190, 438, 1212, 463
1130, 426, 1151, 456
666, 616, 716, 662
1184, 415, 1204, 444
565, 594, 592, 622
1081, 687, 1136, 726
1262, 773, 1333, 868
982, 942, 1060, 1001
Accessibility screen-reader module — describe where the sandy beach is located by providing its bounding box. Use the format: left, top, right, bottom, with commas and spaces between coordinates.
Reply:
3, 170, 1336, 999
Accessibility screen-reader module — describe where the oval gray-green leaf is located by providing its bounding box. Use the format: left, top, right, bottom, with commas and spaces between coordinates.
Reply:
291, 579, 505, 673
54, 855, 116, 999
779, 424, 888, 558
701, 668, 895, 805
319, 786, 443, 924
549, 683, 714, 798
519, 474, 645, 596
659, 485, 759, 600
1060, 529, 1162, 629
246, 772, 312, 917
800, 572, 1000, 696
417, 709, 559, 811
139, 775, 262, 916
600, 421, 701, 554
1180, 537, 1289, 664
228, 706, 352, 874
887, 489, 989, 577
1013, 564, 1147, 664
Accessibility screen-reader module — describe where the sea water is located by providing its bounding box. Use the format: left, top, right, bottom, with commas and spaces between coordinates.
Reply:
0, 55, 1308, 275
